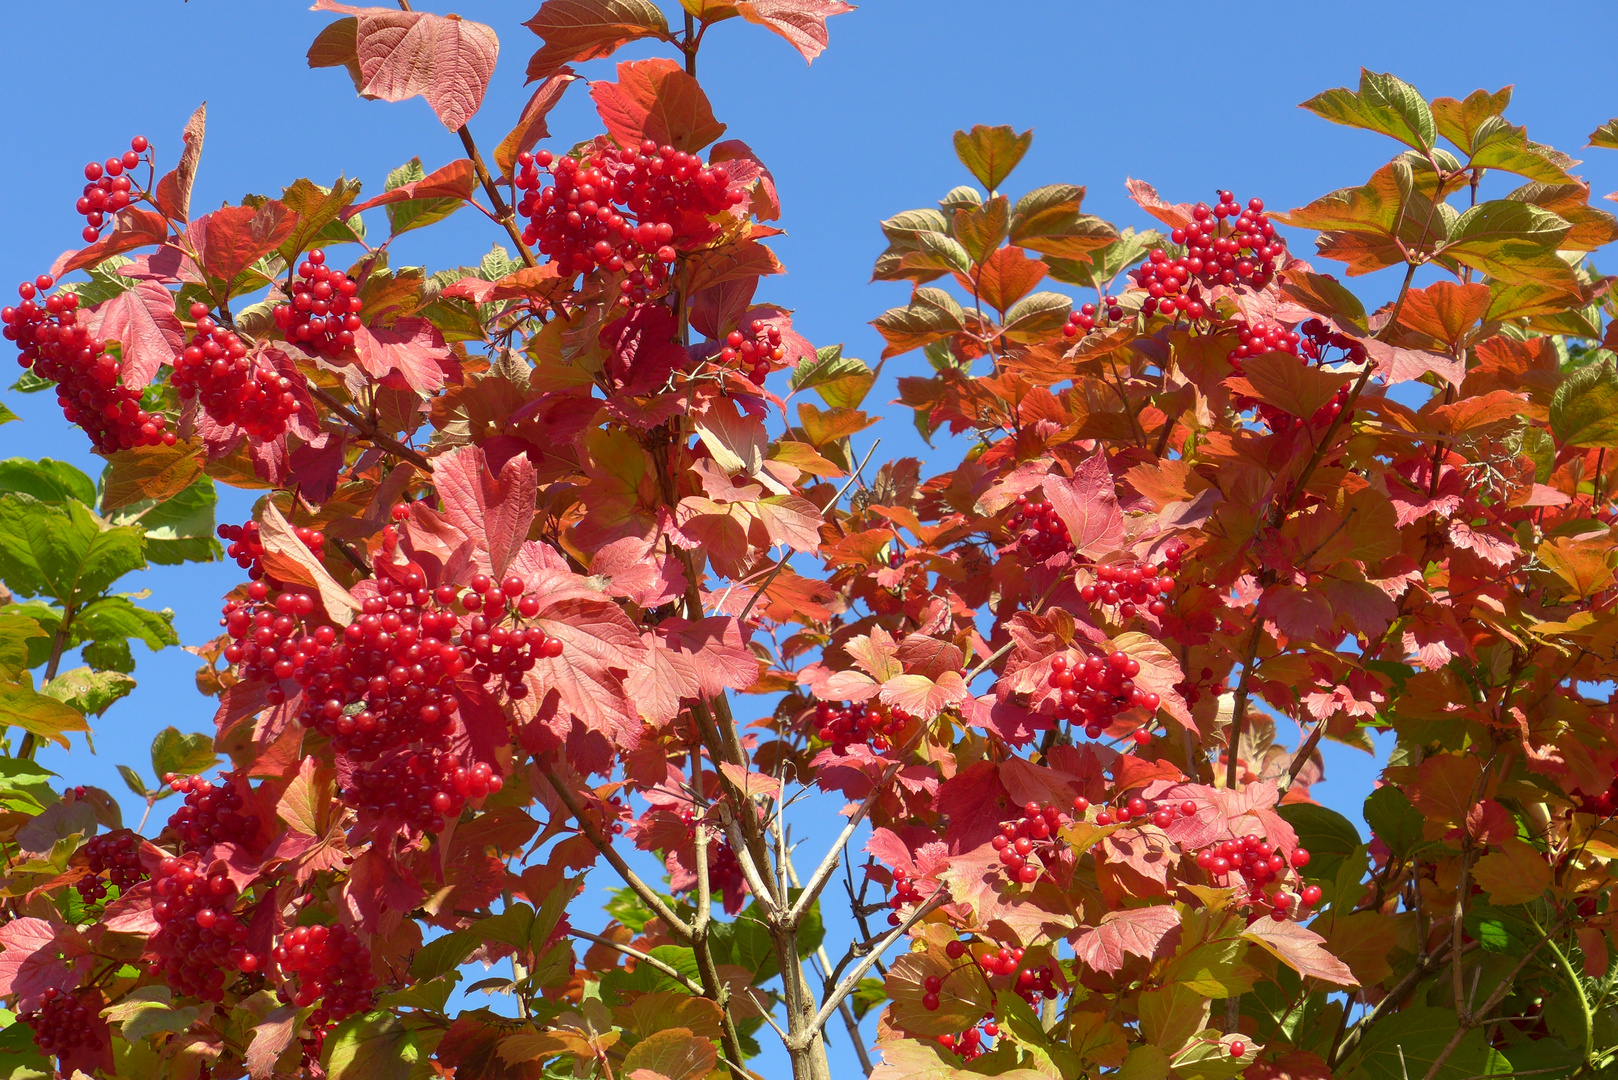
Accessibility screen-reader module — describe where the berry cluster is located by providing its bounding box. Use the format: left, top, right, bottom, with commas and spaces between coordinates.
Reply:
1075, 794, 1195, 829
19, 988, 103, 1061
975, 944, 1057, 1007
82, 829, 144, 902
76, 136, 149, 243
272, 922, 377, 1030
1176, 666, 1228, 707
456, 572, 566, 699
716, 319, 785, 386
936, 1021, 996, 1062
883, 867, 926, 926
1233, 317, 1302, 361
1046, 651, 1161, 739
164, 771, 261, 854
341, 748, 500, 834
991, 801, 1065, 884
150, 853, 260, 1001
1132, 191, 1287, 319
669, 801, 747, 913
3, 277, 174, 452
1193, 836, 1315, 918
814, 700, 904, 754
1007, 495, 1072, 560
514, 140, 744, 300
1081, 562, 1173, 619
172, 304, 302, 440
272, 250, 363, 357
217, 519, 326, 581
1064, 297, 1125, 337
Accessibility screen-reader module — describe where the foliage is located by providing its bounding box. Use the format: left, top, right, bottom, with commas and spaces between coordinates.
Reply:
0, 6, 1616, 1080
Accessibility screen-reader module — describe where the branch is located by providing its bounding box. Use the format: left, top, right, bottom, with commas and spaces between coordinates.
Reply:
570, 929, 703, 994
455, 123, 539, 269
542, 769, 693, 941
806, 891, 945, 1042
786, 756, 908, 929
305, 382, 433, 472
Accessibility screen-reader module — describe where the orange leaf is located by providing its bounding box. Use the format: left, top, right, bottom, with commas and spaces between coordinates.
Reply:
590, 57, 727, 154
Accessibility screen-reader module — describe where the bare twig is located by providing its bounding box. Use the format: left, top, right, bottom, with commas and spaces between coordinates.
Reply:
306, 383, 433, 471
570, 929, 702, 994
807, 891, 946, 1039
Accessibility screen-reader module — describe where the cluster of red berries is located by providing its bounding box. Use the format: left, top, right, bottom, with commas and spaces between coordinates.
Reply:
150, 853, 260, 1001
1046, 651, 1161, 739
1176, 666, 1228, 707
172, 304, 303, 440
19, 988, 103, 1060
272, 922, 377, 1031
342, 747, 501, 833
1007, 495, 1072, 560
164, 772, 260, 854
1133, 191, 1287, 319
990, 801, 1065, 884
1075, 793, 1195, 829
1081, 562, 1174, 618
814, 700, 905, 754
456, 571, 566, 696
1063, 296, 1126, 338
716, 319, 785, 386
217, 519, 325, 581
1194, 836, 1315, 917
514, 140, 744, 300
937, 1021, 996, 1061
1233, 317, 1302, 361
670, 802, 747, 913
3, 276, 174, 453
272, 250, 363, 357
76, 136, 148, 242
883, 866, 926, 926
82, 829, 143, 902
976, 943, 1057, 1005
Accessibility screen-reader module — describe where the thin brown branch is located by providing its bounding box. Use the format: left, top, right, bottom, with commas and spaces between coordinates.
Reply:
569, 929, 702, 994
306, 383, 433, 471
808, 891, 946, 1039
455, 123, 539, 268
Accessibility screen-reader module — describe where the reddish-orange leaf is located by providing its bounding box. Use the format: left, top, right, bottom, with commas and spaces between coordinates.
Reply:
522, 0, 671, 84
187, 201, 298, 289
955, 245, 1047, 314
1071, 906, 1179, 974
311, 2, 500, 131
590, 58, 727, 154
1396, 280, 1491, 350
345, 158, 476, 216
735, 0, 854, 63
1125, 178, 1194, 230
52, 208, 170, 278
154, 102, 207, 223
87, 282, 183, 391
495, 69, 580, 178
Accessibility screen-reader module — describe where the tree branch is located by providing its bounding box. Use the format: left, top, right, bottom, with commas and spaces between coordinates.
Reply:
455, 123, 539, 268
806, 891, 945, 1041
570, 929, 702, 994
305, 383, 433, 472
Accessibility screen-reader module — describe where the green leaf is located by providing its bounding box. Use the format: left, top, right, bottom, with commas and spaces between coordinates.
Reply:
383, 158, 467, 237
1466, 116, 1577, 185
322, 1011, 420, 1080
0, 673, 90, 748
0, 612, 46, 682
116, 764, 150, 798
150, 727, 219, 779
1550, 359, 1618, 448
0, 494, 146, 604
1009, 184, 1118, 259
1442, 200, 1571, 283
789, 345, 874, 410
952, 125, 1032, 192
0, 459, 96, 506
939, 185, 982, 213
10, 372, 52, 394
871, 287, 965, 359
604, 886, 662, 934
411, 930, 479, 980
276, 177, 365, 260
1343, 1006, 1509, 1080
1363, 785, 1426, 858
1044, 226, 1163, 290
43, 667, 135, 718
1001, 291, 1071, 344
849, 977, 886, 1020
1588, 119, 1618, 150
1276, 803, 1362, 885
105, 476, 220, 567
0, 757, 57, 815
0, 1014, 51, 1080
1302, 69, 1435, 152
103, 985, 202, 1044
0, 403, 16, 426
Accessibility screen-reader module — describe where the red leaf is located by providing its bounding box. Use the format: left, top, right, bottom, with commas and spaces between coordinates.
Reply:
880, 672, 970, 721
1242, 918, 1358, 987
352, 316, 455, 394
1126, 178, 1194, 230
1257, 584, 1335, 641
601, 302, 688, 395
519, 596, 648, 761
258, 500, 362, 625
1045, 453, 1126, 558
51, 208, 169, 279
87, 282, 183, 391
187, 201, 298, 290
710, 140, 780, 221
155, 102, 206, 223
433, 443, 539, 578
496, 69, 580, 178
311, 2, 500, 131
0, 919, 79, 1011
1071, 906, 1179, 974
734, 0, 855, 63
590, 58, 728, 154
344, 158, 477, 216
1109, 632, 1193, 730
1465, 799, 1517, 844
522, 0, 671, 84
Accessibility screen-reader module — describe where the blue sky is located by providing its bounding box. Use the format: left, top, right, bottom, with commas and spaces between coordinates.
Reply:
1, 0, 1615, 1073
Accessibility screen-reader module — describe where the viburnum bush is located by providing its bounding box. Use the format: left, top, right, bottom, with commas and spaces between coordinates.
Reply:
1, 4, 1618, 1080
